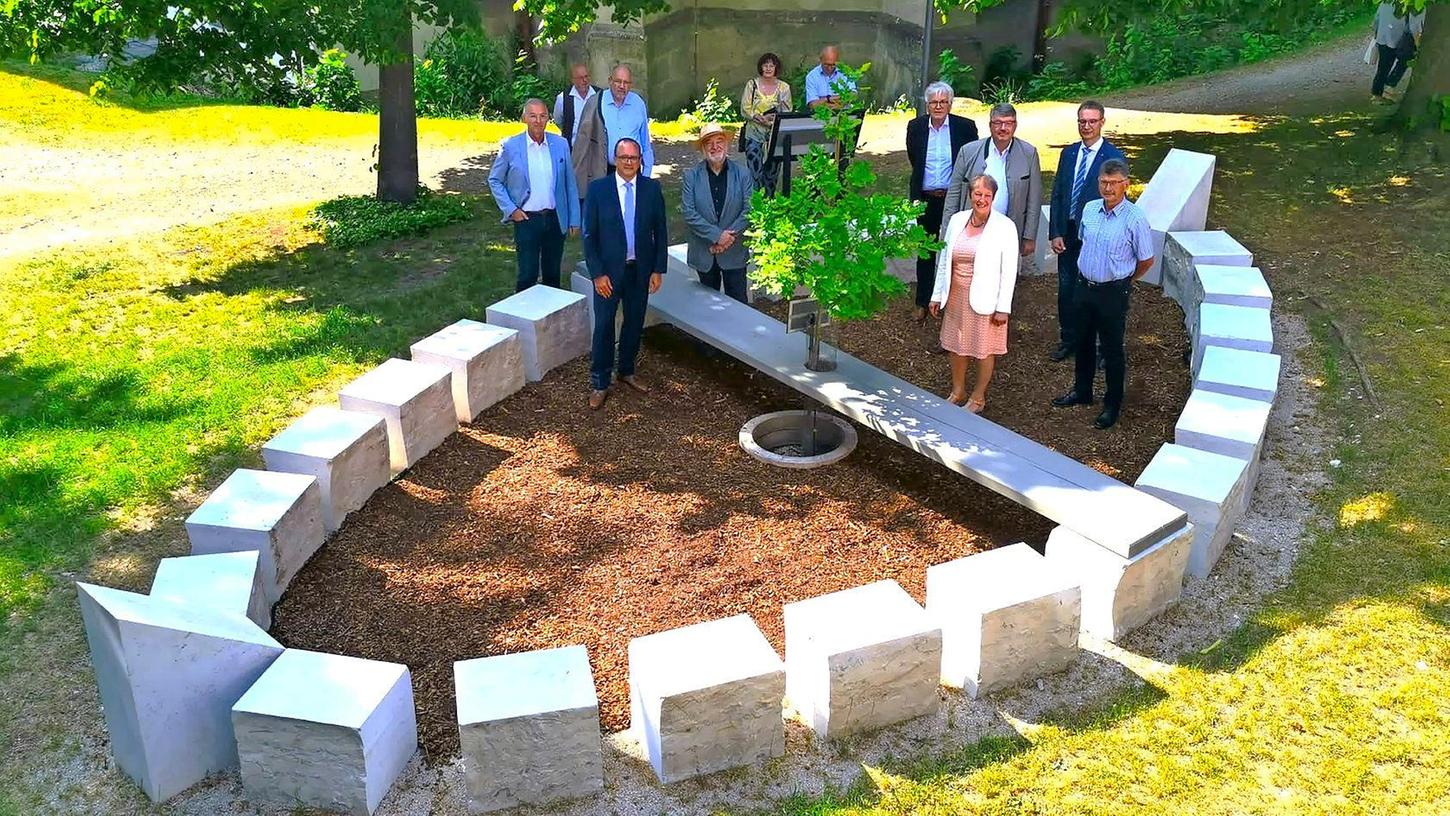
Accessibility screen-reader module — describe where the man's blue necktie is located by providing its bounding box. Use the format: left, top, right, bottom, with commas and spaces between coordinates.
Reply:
1071, 146, 1091, 216
623, 181, 636, 261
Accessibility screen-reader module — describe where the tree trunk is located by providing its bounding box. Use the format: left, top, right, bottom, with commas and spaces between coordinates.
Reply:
1031, 0, 1051, 72
1397, 3, 1447, 134
515, 10, 537, 65
377, 26, 419, 204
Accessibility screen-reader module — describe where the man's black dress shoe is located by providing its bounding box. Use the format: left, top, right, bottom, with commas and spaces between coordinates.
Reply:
1049, 343, 1074, 362
1093, 407, 1120, 429
1052, 391, 1094, 408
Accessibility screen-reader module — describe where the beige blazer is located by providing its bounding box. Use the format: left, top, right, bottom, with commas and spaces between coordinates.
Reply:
570, 92, 609, 193
931, 209, 1019, 315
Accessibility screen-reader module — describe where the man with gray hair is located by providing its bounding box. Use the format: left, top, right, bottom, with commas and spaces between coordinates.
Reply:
487, 98, 580, 291
905, 81, 977, 321
941, 102, 1041, 261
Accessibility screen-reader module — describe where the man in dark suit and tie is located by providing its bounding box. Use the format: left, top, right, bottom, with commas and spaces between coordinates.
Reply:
905, 81, 978, 321
1047, 100, 1126, 361
582, 138, 669, 410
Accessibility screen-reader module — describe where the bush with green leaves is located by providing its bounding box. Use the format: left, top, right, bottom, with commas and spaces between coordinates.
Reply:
680, 78, 739, 132
414, 28, 511, 118
936, 48, 977, 97
303, 49, 361, 111
308, 187, 474, 248
747, 64, 937, 323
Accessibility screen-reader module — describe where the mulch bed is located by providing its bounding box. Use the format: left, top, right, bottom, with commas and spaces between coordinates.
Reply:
272, 273, 1188, 760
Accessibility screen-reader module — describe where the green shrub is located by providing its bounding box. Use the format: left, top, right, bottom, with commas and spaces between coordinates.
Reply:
936, 48, 976, 97
1022, 61, 1092, 101
414, 29, 511, 118
303, 49, 361, 112
308, 188, 474, 248
680, 78, 740, 131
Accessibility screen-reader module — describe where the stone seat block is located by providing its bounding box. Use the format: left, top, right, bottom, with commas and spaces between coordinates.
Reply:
1196, 346, 1281, 403
233, 649, 417, 816
262, 406, 390, 532
1135, 444, 1252, 579
1043, 523, 1193, 641
485, 284, 590, 382
1195, 264, 1272, 308
454, 645, 601, 813
150, 551, 271, 629
1192, 303, 1273, 374
184, 469, 324, 605
76, 583, 282, 802
926, 543, 1082, 697
628, 615, 784, 783
1137, 149, 1216, 286
1032, 204, 1055, 277
783, 580, 941, 739
338, 358, 455, 473
1175, 388, 1272, 463
410, 319, 525, 422
1163, 230, 1252, 307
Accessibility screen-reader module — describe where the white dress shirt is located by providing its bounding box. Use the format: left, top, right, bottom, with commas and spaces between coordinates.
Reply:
923, 120, 952, 191
615, 173, 637, 260
984, 139, 1012, 215
520, 136, 555, 212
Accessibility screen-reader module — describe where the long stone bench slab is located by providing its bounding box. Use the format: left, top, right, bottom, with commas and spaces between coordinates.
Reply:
649, 247, 1187, 559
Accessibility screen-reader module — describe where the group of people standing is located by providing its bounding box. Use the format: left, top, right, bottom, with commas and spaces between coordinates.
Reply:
489, 49, 1155, 427
908, 86, 1152, 429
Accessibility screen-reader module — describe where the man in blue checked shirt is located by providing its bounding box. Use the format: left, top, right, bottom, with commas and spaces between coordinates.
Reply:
1050, 158, 1154, 430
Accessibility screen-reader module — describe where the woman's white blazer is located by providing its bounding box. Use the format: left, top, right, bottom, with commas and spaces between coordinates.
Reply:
930, 209, 1020, 316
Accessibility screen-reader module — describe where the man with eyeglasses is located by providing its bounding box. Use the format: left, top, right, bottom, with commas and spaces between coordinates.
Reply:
1051, 158, 1154, 430
941, 101, 1041, 268
1046, 101, 1125, 362
805, 45, 857, 110
572, 64, 656, 198
581, 139, 669, 411
905, 81, 978, 322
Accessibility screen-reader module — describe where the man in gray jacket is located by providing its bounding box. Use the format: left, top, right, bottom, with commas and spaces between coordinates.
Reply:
941, 103, 1042, 260
681, 123, 754, 302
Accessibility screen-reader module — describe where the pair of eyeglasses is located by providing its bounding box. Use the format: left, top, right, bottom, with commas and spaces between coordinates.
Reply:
990, 120, 1015, 127
1077, 119, 1102, 126
616, 155, 641, 162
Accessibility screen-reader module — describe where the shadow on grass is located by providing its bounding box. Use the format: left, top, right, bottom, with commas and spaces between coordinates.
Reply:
0, 354, 193, 436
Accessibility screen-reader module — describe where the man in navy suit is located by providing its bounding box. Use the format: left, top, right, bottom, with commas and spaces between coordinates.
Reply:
1047, 101, 1126, 361
582, 138, 669, 410
487, 98, 581, 292
905, 81, 978, 321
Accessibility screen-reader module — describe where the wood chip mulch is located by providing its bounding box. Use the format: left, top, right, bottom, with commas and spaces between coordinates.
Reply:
271, 273, 1188, 760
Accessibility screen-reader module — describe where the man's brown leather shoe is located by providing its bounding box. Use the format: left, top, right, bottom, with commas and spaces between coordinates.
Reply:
618, 374, 649, 394
588, 389, 608, 410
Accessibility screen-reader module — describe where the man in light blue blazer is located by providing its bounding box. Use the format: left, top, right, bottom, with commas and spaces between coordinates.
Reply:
680, 123, 754, 302
488, 98, 581, 291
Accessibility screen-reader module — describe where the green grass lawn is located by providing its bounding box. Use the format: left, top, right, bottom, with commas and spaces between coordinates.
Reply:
0, 60, 1447, 815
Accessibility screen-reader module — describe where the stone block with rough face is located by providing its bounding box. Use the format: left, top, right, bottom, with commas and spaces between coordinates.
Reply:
1162, 230, 1252, 307
232, 649, 417, 816
1137, 149, 1216, 286
410, 319, 525, 422
629, 615, 784, 783
1031, 204, 1055, 277
262, 406, 390, 532
1136, 444, 1252, 579
184, 469, 324, 605
455, 646, 601, 813
1043, 524, 1193, 641
76, 583, 282, 803
927, 543, 1081, 697
338, 358, 455, 473
1174, 388, 1272, 463
1192, 303, 1274, 374
485, 285, 590, 382
150, 550, 271, 629
1196, 346, 1280, 404
784, 580, 941, 739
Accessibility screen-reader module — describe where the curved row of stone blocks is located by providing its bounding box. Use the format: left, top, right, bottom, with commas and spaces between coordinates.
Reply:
77, 148, 1281, 814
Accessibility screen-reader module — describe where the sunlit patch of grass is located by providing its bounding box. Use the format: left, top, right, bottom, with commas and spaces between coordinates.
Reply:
1338, 492, 1393, 528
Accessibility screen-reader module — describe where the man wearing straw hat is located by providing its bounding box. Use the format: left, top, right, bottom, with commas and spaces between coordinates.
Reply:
680, 122, 755, 303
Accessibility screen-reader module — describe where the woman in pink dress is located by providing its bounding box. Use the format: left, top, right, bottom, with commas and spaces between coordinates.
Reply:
928, 174, 1020, 413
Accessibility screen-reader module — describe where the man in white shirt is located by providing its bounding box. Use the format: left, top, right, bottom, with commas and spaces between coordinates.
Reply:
552, 64, 598, 148
487, 99, 581, 291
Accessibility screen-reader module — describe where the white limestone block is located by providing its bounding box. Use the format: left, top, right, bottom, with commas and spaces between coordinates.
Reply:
410, 319, 525, 422
233, 649, 417, 816
1135, 444, 1252, 579
1162, 230, 1252, 307
629, 615, 784, 783
1196, 346, 1281, 403
262, 406, 390, 532
1030, 204, 1055, 277
1137, 149, 1216, 286
338, 358, 455, 474
1195, 264, 1272, 308
76, 583, 282, 802
1192, 303, 1273, 374
184, 469, 325, 606
1043, 523, 1193, 641
455, 646, 601, 812
1175, 388, 1272, 463
150, 551, 271, 629
927, 543, 1082, 697
485, 284, 590, 382
784, 580, 941, 739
